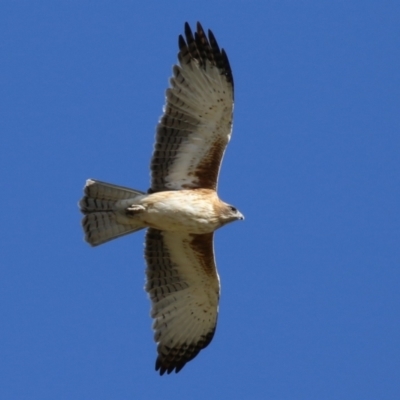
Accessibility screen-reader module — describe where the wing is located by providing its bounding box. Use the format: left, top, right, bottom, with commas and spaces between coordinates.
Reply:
149, 22, 234, 193
145, 228, 220, 375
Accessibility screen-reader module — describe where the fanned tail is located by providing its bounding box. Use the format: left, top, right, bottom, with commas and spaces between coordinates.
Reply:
79, 179, 146, 246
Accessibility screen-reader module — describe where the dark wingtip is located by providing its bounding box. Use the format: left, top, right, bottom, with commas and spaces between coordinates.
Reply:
155, 358, 166, 376
184, 21, 193, 39
207, 28, 219, 53
196, 21, 204, 34
178, 34, 186, 50
182, 22, 233, 91
155, 354, 188, 376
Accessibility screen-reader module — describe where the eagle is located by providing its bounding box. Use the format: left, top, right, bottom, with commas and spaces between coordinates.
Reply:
79, 22, 243, 375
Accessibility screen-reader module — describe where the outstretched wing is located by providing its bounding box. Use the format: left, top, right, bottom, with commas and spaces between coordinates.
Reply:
150, 22, 234, 193
145, 228, 220, 375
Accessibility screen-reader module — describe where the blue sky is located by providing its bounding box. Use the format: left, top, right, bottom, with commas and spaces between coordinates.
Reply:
1, 1, 399, 399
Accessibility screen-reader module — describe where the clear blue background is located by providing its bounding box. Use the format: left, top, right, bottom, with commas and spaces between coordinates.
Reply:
1, 1, 399, 399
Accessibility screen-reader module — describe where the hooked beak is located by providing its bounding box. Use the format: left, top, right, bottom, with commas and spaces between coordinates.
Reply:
237, 211, 245, 221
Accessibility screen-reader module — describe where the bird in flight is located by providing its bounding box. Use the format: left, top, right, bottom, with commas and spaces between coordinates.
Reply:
79, 22, 243, 375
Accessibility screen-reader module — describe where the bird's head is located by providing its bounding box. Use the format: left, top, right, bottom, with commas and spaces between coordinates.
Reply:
220, 202, 244, 225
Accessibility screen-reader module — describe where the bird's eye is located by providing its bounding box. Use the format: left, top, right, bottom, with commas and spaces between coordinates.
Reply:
229, 206, 237, 213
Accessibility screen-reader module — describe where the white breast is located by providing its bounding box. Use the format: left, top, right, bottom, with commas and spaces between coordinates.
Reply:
140, 190, 220, 234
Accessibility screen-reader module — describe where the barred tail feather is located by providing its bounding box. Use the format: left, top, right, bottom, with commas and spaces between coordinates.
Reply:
82, 211, 144, 246
79, 179, 146, 246
79, 179, 145, 212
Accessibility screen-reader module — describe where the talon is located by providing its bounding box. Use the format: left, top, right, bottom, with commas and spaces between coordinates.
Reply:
126, 205, 145, 215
